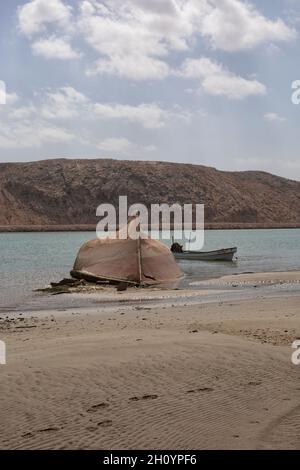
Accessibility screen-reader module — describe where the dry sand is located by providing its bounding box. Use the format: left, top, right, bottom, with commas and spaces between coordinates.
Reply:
0, 271, 300, 450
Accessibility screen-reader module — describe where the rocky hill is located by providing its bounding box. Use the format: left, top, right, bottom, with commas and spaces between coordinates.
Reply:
0, 158, 299, 229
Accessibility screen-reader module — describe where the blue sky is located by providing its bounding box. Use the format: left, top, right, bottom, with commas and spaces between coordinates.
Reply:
0, 0, 300, 180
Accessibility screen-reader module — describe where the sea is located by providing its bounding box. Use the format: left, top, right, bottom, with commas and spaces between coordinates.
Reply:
0, 229, 299, 312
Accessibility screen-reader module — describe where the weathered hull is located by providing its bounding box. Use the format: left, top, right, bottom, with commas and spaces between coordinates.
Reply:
71, 225, 183, 286
173, 247, 237, 262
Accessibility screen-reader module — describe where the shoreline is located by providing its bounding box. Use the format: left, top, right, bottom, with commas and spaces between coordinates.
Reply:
1, 270, 300, 315
1, 224, 300, 232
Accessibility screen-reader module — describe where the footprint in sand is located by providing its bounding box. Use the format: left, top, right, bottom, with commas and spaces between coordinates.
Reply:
186, 387, 213, 394
86, 420, 112, 431
22, 432, 34, 438
97, 420, 112, 427
22, 427, 60, 438
37, 427, 60, 433
129, 394, 158, 402
87, 403, 109, 413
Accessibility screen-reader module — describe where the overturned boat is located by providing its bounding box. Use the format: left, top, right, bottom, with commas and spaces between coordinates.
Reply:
71, 217, 183, 286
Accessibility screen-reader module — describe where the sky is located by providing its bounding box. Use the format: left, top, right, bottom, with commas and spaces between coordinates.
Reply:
0, 0, 300, 180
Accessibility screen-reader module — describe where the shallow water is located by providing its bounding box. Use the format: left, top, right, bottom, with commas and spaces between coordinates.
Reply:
0, 229, 299, 311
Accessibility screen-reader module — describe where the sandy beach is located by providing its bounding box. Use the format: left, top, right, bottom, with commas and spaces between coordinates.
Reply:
0, 271, 300, 450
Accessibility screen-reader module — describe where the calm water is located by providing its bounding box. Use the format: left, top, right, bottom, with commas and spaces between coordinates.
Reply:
0, 229, 299, 311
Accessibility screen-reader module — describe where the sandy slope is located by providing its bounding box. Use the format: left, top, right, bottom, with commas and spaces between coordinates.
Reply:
0, 274, 300, 449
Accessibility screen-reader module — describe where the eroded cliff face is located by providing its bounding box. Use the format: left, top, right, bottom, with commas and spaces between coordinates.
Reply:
0, 158, 299, 227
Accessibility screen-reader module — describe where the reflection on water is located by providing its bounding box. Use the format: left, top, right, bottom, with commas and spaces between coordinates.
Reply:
0, 229, 299, 310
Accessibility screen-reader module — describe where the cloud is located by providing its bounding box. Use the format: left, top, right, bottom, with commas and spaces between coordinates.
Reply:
96, 137, 135, 155
32, 36, 81, 59
9, 105, 36, 120
18, 0, 73, 36
0, 86, 185, 151
3, 85, 186, 131
0, 86, 78, 149
18, 0, 295, 80
96, 137, 157, 156
264, 112, 286, 123
200, 0, 296, 52
87, 56, 170, 81
0, 121, 74, 149
5, 93, 19, 106
78, 0, 185, 80
4, 86, 88, 121
179, 57, 266, 99
26, 86, 182, 129
93, 102, 169, 128
78, 0, 295, 79
40, 86, 88, 119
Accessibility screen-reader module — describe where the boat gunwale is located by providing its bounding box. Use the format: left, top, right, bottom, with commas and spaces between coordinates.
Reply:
179, 247, 237, 255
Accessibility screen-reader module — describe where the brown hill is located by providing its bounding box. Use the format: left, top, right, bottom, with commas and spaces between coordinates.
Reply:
0, 158, 299, 229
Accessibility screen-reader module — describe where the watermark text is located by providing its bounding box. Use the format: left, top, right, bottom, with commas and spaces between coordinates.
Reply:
0, 80, 6, 105
0, 340, 6, 365
96, 196, 204, 249
291, 80, 300, 105
292, 340, 300, 365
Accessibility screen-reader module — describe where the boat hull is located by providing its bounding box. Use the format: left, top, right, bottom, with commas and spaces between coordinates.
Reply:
173, 247, 237, 262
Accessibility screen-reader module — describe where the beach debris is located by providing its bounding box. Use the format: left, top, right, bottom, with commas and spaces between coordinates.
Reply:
117, 282, 129, 291
34, 277, 108, 295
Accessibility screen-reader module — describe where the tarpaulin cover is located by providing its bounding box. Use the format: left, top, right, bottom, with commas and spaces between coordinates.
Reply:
71, 218, 182, 285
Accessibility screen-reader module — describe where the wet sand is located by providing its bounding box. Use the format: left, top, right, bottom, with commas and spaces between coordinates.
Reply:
0, 271, 300, 450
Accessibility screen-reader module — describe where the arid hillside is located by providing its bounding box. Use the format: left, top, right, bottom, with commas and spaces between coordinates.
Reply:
0, 158, 299, 229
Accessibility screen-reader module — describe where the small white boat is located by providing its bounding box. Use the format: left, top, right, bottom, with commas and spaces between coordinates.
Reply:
171, 246, 237, 262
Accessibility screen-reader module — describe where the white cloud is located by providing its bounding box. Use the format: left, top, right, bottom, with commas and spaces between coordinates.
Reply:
93, 102, 169, 128
78, 0, 180, 80
33, 87, 179, 128
0, 121, 74, 149
32, 36, 81, 59
87, 56, 170, 81
0, 86, 185, 151
5, 93, 19, 106
199, 0, 296, 52
96, 137, 135, 155
0, 87, 78, 149
5, 87, 88, 121
40, 86, 88, 119
3, 85, 185, 132
18, 0, 73, 36
179, 57, 266, 99
9, 105, 36, 119
264, 112, 286, 123
18, 0, 295, 81
77, 0, 211, 80
77, 0, 295, 79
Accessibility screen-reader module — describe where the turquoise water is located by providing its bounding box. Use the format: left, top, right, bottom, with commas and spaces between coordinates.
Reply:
0, 229, 299, 311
